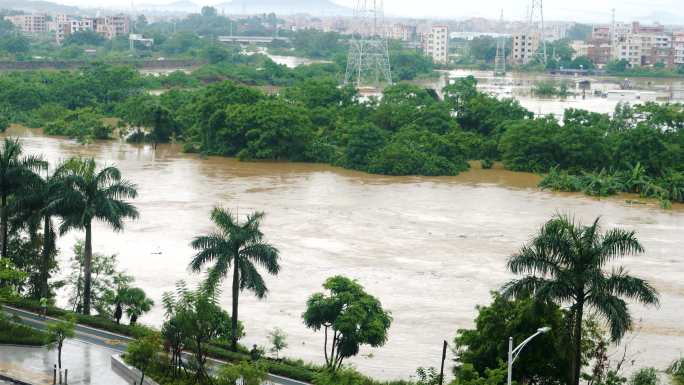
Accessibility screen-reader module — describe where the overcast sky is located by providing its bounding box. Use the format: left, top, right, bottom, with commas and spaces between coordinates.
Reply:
330, 0, 684, 24
59, 0, 684, 24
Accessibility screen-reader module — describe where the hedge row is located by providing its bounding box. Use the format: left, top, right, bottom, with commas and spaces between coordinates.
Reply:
1, 297, 153, 338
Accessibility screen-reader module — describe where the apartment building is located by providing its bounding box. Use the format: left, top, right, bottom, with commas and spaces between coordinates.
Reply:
4, 14, 47, 33
391, 23, 417, 42
94, 14, 130, 40
511, 31, 540, 65
55, 14, 130, 44
423, 25, 449, 65
673, 31, 684, 65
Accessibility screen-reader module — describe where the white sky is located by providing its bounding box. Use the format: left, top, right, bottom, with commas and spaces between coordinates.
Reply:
330, 0, 684, 23
59, 0, 684, 24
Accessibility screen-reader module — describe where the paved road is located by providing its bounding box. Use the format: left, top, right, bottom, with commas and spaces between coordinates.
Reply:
1, 306, 309, 385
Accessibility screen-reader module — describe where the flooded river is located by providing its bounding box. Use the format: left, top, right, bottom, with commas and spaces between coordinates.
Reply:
9, 126, 684, 380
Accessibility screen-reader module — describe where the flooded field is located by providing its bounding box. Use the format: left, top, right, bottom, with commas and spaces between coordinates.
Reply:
8, 126, 684, 380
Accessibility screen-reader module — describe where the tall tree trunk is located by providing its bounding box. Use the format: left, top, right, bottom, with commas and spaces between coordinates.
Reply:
83, 221, 93, 315
58, 342, 63, 369
571, 301, 585, 385
231, 254, 240, 351
1, 194, 7, 259
40, 215, 52, 299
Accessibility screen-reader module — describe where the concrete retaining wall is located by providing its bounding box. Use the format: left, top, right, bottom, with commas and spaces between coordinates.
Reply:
110, 354, 160, 385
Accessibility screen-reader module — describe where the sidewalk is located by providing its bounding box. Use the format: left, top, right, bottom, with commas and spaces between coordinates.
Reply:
0, 340, 129, 385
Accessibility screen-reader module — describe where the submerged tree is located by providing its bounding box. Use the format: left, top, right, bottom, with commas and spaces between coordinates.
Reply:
303, 276, 392, 372
502, 215, 660, 385
189, 207, 279, 351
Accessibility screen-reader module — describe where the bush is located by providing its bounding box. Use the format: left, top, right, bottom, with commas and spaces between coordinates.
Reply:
630, 368, 659, 385
668, 359, 684, 385
0, 314, 52, 345
2, 297, 152, 338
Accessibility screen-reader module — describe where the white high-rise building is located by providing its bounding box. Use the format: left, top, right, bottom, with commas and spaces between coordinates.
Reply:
423, 25, 449, 65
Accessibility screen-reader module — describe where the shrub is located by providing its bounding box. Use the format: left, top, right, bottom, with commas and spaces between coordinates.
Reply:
630, 368, 659, 385
0, 314, 51, 345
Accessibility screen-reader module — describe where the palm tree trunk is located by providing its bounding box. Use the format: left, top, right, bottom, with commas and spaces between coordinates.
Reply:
40, 215, 52, 299
571, 301, 585, 385
1, 194, 7, 259
83, 221, 93, 315
231, 254, 240, 351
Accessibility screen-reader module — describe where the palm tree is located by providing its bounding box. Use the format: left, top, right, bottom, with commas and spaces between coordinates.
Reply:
21, 163, 70, 300
0, 138, 46, 258
57, 158, 139, 315
502, 215, 660, 385
189, 208, 280, 351
121, 287, 154, 325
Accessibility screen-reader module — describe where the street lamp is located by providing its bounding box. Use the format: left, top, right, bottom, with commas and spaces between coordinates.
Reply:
507, 327, 551, 385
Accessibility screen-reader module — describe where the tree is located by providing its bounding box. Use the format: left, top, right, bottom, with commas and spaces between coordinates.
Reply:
47, 316, 76, 370
302, 276, 392, 371
120, 287, 154, 325
126, 333, 162, 385
502, 215, 660, 385
161, 281, 238, 382
189, 208, 279, 351
0, 138, 46, 258
66, 240, 132, 316
24, 162, 68, 300
269, 327, 288, 359
57, 158, 139, 315
454, 292, 569, 385
64, 30, 106, 46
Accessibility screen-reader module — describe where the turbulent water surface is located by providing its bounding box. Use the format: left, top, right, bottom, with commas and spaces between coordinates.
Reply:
9, 126, 684, 380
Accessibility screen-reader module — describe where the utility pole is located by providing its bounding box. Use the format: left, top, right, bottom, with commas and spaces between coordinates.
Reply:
344, 0, 392, 88
494, 9, 506, 76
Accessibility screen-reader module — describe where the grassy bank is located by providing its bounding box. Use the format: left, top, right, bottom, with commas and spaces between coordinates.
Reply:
0, 314, 52, 346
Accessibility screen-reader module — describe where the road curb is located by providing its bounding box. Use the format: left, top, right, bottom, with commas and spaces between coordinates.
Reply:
0, 373, 38, 385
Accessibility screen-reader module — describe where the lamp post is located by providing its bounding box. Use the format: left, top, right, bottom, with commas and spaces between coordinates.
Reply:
507, 327, 551, 385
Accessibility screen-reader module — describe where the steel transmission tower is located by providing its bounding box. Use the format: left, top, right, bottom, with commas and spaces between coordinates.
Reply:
345, 0, 392, 87
494, 10, 506, 76
527, 0, 547, 65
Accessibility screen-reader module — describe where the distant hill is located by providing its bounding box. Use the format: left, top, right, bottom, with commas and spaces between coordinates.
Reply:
0, 0, 78, 14
137, 0, 200, 14
213, 0, 352, 16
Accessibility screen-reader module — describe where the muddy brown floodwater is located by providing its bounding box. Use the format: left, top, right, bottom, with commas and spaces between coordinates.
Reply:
8, 125, 684, 380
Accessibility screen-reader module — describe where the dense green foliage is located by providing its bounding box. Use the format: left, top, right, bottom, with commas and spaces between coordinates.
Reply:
454, 293, 569, 385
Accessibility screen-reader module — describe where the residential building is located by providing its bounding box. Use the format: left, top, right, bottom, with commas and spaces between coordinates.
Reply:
570, 40, 591, 58
4, 14, 47, 33
674, 31, 684, 65
391, 23, 417, 42
586, 43, 612, 66
423, 25, 449, 65
94, 14, 130, 39
511, 31, 540, 65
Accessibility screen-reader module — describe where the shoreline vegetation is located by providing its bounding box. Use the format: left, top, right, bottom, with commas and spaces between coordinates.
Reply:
2, 62, 681, 209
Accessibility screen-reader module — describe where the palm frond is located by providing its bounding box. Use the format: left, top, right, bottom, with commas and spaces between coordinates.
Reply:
241, 242, 280, 275
604, 268, 660, 306
587, 292, 631, 342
